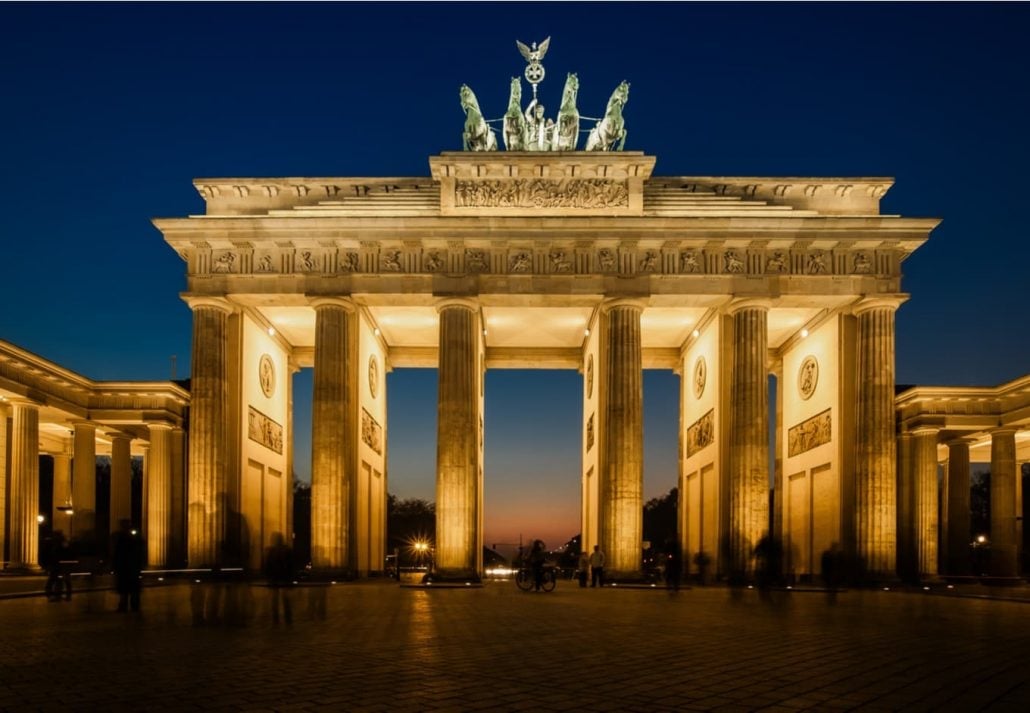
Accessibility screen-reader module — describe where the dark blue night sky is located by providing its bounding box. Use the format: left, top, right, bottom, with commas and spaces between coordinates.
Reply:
2, 3, 1027, 545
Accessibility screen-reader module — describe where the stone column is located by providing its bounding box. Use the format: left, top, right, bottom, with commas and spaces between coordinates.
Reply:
186, 297, 234, 567
72, 421, 97, 544
854, 298, 900, 578
51, 452, 72, 527
435, 299, 482, 579
945, 439, 971, 575
109, 433, 132, 534
912, 428, 940, 579
727, 299, 769, 577
990, 428, 1018, 578
896, 432, 914, 580
310, 297, 357, 572
170, 427, 186, 567
146, 424, 173, 568
8, 400, 40, 569
0, 403, 7, 563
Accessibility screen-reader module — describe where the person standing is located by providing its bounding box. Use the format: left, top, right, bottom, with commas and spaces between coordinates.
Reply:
664, 537, 682, 592
589, 545, 605, 588
529, 540, 546, 592
577, 549, 590, 588
265, 532, 295, 624
112, 519, 144, 612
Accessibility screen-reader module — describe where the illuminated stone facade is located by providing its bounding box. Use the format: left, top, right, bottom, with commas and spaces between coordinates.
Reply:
156, 151, 950, 581
0, 340, 187, 570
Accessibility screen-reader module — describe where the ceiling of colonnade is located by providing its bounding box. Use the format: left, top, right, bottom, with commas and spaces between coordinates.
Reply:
244, 298, 853, 368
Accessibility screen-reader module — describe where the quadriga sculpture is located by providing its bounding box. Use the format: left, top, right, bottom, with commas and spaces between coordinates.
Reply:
585, 81, 629, 152
502, 78, 527, 151
552, 73, 580, 151
460, 84, 497, 152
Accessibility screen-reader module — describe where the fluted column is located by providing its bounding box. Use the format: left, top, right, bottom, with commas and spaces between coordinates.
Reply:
0, 403, 7, 562
170, 427, 186, 567
435, 299, 481, 579
854, 298, 900, 578
9, 400, 40, 569
912, 428, 940, 579
896, 432, 914, 580
310, 297, 357, 572
186, 297, 233, 566
109, 433, 132, 534
146, 424, 173, 567
51, 452, 72, 528
72, 421, 97, 544
727, 300, 769, 577
945, 440, 971, 575
990, 429, 1018, 577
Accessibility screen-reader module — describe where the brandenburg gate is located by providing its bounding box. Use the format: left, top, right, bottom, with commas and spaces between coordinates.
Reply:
156, 143, 939, 580
153, 41, 942, 582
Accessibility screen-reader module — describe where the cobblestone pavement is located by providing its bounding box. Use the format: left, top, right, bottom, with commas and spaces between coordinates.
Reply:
1, 580, 1028, 712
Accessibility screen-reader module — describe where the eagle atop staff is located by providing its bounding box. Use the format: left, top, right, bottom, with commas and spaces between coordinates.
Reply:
516, 37, 550, 64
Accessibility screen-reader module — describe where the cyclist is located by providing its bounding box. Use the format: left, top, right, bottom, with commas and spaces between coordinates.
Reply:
529, 540, 546, 592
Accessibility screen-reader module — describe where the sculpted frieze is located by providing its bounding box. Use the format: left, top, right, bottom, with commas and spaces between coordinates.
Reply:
299, 251, 318, 272
598, 249, 617, 272
425, 251, 445, 272
248, 406, 283, 455
549, 250, 573, 273
806, 251, 828, 274
381, 250, 403, 272
639, 251, 658, 273
212, 252, 237, 273
465, 249, 489, 273
256, 254, 276, 273
853, 252, 872, 274
724, 250, 745, 274
509, 251, 532, 273
361, 408, 383, 455
687, 408, 714, 457
337, 252, 359, 272
680, 250, 702, 273
454, 178, 628, 209
788, 408, 831, 457
765, 251, 787, 273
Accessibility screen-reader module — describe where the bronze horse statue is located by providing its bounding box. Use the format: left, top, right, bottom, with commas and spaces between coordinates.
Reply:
552, 73, 580, 151
585, 81, 629, 151
502, 77, 527, 151
460, 84, 497, 152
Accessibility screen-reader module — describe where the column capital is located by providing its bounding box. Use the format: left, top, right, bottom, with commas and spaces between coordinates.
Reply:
990, 427, 1019, 438
104, 428, 134, 441
945, 435, 975, 448
6, 396, 42, 410
146, 422, 174, 434
852, 295, 908, 315
309, 296, 356, 312
726, 297, 771, 315
910, 426, 941, 438
70, 419, 96, 430
435, 297, 479, 313
599, 297, 647, 314
182, 295, 236, 314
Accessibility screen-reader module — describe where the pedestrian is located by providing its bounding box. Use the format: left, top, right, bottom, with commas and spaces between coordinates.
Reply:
112, 519, 144, 612
43, 530, 72, 601
589, 545, 605, 587
577, 549, 590, 588
529, 540, 546, 592
265, 532, 295, 624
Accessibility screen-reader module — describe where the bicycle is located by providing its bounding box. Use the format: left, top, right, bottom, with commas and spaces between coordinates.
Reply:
515, 565, 557, 592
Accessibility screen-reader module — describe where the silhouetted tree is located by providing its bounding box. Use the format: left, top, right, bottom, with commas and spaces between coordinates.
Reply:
387, 495, 435, 553
970, 470, 990, 538
643, 487, 678, 547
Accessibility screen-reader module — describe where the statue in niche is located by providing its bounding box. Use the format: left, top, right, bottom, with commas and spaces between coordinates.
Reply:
806, 252, 827, 274
724, 250, 745, 274
212, 252, 236, 273
585, 81, 630, 151
459, 84, 497, 152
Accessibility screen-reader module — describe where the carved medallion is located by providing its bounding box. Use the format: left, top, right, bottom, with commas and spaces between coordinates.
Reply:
798, 355, 818, 401
258, 354, 275, 398
368, 355, 379, 399
693, 356, 706, 399
586, 354, 594, 398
